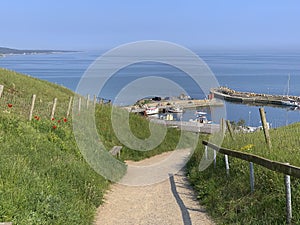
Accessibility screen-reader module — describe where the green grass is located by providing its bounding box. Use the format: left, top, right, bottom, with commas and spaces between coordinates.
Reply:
0, 68, 184, 224
95, 104, 183, 161
4, 67, 300, 224
0, 68, 73, 120
187, 125, 300, 224
4, 68, 300, 224
0, 69, 113, 224
0, 113, 110, 224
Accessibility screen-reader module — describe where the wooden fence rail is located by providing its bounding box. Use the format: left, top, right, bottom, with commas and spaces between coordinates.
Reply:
203, 140, 300, 178
202, 140, 298, 224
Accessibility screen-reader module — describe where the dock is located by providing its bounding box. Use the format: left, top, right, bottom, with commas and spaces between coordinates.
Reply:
211, 87, 300, 107
151, 119, 220, 134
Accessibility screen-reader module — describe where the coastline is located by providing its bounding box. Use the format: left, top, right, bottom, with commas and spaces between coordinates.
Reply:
0, 46, 79, 56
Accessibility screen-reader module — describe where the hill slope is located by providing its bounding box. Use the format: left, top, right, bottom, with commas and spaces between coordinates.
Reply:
187, 123, 300, 224
0, 68, 182, 224
0, 69, 111, 224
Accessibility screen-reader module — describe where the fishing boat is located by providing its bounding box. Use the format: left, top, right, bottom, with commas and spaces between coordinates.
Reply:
190, 111, 212, 124
167, 106, 183, 113
145, 107, 159, 115
197, 115, 212, 124
195, 111, 207, 116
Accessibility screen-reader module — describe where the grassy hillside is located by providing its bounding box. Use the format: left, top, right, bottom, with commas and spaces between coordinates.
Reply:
0, 68, 112, 224
187, 124, 300, 224
4, 68, 300, 224
0, 68, 183, 224
0, 68, 73, 120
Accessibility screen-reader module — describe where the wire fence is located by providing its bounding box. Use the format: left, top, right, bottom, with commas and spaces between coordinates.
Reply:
0, 90, 72, 120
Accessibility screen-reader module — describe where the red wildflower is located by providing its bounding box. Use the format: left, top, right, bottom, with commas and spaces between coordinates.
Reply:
51, 118, 55, 121
57, 120, 61, 123
52, 125, 57, 129
7, 103, 13, 108
36, 117, 40, 121
63, 118, 67, 122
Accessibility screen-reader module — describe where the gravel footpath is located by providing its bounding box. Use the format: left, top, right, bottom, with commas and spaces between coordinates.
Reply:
94, 151, 214, 225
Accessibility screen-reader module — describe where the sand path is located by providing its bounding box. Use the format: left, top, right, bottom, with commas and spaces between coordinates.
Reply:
94, 151, 214, 225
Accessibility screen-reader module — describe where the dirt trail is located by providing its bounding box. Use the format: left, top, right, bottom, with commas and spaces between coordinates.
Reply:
94, 151, 214, 225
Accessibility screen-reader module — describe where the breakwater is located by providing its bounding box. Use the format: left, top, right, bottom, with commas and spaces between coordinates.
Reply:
211, 87, 300, 107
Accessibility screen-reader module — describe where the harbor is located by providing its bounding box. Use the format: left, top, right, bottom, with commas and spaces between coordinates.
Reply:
119, 87, 300, 131
119, 95, 223, 134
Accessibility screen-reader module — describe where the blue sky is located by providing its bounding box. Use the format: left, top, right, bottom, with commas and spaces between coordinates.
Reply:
1, 0, 300, 50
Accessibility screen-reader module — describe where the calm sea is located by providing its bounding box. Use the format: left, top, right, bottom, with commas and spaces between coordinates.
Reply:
1, 50, 300, 127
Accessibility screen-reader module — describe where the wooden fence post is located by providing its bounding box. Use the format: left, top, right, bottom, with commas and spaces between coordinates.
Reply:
249, 162, 255, 193
78, 97, 81, 113
0, 85, 3, 98
28, 94, 36, 121
226, 120, 235, 140
220, 118, 226, 134
259, 107, 272, 149
285, 163, 292, 224
93, 95, 97, 106
213, 150, 217, 168
224, 155, 230, 176
204, 145, 208, 160
66, 96, 73, 117
86, 94, 90, 109
50, 98, 57, 120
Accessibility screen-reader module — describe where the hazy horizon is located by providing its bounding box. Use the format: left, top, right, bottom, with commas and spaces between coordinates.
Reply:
1, 1, 300, 51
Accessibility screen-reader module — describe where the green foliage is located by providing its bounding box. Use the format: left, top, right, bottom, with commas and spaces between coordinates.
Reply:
187, 124, 300, 224
0, 68, 73, 120
95, 104, 182, 161
0, 68, 185, 224
0, 69, 111, 224
0, 113, 109, 225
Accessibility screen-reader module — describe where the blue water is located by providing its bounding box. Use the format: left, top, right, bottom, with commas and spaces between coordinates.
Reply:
1, 50, 300, 127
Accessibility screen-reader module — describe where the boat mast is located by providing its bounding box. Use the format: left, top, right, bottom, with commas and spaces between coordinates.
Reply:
287, 74, 290, 98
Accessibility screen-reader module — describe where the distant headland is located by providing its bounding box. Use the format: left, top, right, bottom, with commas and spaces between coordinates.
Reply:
0, 46, 78, 56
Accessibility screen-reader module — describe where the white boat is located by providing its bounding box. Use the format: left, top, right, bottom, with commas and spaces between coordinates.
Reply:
190, 114, 212, 124
282, 74, 300, 107
281, 99, 299, 107
197, 115, 212, 124
195, 111, 207, 115
167, 106, 183, 113
145, 107, 159, 115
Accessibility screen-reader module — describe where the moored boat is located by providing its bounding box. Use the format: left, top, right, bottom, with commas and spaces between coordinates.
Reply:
167, 106, 183, 113
281, 99, 300, 107
145, 107, 159, 115
190, 111, 212, 124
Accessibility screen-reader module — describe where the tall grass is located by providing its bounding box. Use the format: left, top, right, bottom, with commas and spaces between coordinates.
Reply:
0, 69, 111, 224
187, 125, 300, 224
95, 104, 183, 161
0, 113, 110, 224
0, 68, 185, 224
